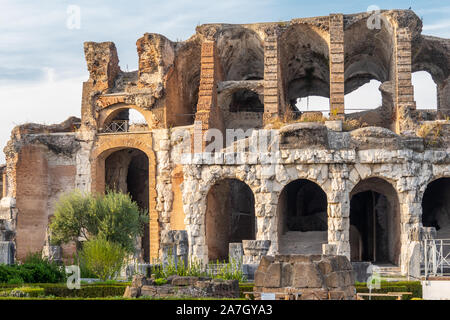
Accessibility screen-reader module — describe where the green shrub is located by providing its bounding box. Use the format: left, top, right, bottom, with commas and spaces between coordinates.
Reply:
154, 278, 168, 286
7, 277, 24, 285
80, 237, 127, 281
0, 259, 65, 284
50, 189, 148, 254
355, 281, 422, 300
0, 282, 129, 298
11, 286, 45, 298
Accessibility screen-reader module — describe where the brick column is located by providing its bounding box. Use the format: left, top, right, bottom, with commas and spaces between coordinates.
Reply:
263, 35, 281, 122
329, 14, 345, 117
195, 40, 223, 150
395, 27, 416, 132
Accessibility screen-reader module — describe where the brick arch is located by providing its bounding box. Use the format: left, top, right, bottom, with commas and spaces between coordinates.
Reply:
97, 103, 153, 131
90, 134, 159, 261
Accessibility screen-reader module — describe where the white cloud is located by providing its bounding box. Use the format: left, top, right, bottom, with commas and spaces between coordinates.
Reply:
0, 75, 85, 163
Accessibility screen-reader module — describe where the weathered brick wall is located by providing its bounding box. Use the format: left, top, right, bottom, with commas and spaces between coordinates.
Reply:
329, 14, 345, 117
263, 35, 281, 121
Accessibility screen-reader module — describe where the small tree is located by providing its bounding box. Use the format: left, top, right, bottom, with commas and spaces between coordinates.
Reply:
80, 237, 127, 281
49, 189, 148, 254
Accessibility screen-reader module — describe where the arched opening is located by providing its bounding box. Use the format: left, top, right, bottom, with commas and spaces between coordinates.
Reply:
216, 27, 264, 81
205, 179, 255, 261
104, 148, 149, 262
412, 71, 437, 110
295, 96, 330, 117
279, 24, 330, 118
350, 178, 400, 265
102, 108, 149, 133
277, 179, 328, 254
229, 89, 264, 112
422, 178, 450, 239
344, 17, 395, 128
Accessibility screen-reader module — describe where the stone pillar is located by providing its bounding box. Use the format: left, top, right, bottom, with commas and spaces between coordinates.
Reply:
81, 42, 120, 130
195, 40, 223, 150
324, 183, 350, 259
263, 35, 281, 123
242, 240, 271, 265
228, 243, 243, 263
437, 77, 450, 116
329, 14, 345, 117
398, 192, 422, 276
160, 230, 189, 269
394, 27, 416, 133
0, 241, 14, 265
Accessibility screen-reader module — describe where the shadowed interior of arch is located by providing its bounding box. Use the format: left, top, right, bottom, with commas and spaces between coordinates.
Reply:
422, 178, 450, 239
104, 148, 150, 262
277, 179, 328, 255
349, 177, 400, 265
205, 178, 255, 262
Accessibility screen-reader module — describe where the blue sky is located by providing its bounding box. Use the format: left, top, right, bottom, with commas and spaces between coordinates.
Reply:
0, 0, 449, 162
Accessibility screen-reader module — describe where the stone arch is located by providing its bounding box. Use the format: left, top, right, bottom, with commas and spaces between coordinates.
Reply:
204, 177, 256, 261
277, 178, 328, 255
97, 103, 152, 132
90, 134, 158, 261
279, 23, 330, 113
344, 15, 396, 127
349, 177, 401, 265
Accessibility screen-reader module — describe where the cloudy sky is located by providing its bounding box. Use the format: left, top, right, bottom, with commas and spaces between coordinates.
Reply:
0, 0, 449, 162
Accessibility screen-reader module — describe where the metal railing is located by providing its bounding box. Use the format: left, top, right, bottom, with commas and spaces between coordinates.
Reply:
423, 239, 450, 277
103, 120, 129, 133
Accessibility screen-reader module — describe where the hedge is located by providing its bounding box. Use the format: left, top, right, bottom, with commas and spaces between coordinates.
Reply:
355, 281, 422, 300
0, 282, 129, 298
0, 263, 66, 284
239, 283, 254, 298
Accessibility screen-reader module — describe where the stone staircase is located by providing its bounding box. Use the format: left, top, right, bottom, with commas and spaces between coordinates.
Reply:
374, 264, 408, 281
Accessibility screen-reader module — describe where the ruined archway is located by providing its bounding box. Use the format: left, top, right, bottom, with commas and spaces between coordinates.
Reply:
104, 148, 150, 262
279, 24, 330, 116
205, 179, 255, 261
344, 17, 395, 128
277, 179, 328, 254
422, 178, 450, 239
98, 104, 151, 133
350, 177, 400, 265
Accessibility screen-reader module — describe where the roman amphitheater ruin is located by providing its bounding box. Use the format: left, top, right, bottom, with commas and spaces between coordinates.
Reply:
0, 9, 449, 279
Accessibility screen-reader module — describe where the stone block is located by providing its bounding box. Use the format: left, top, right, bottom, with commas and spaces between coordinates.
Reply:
263, 262, 281, 288
281, 263, 293, 287
171, 276, 200, 286
292, 262, 323, 288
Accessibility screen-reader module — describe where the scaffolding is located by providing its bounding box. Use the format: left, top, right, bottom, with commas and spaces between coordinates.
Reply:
423, 239, 450, 277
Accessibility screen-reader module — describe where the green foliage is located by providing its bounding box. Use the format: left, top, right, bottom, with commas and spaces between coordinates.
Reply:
10, 286, 45, 297
49, 190, 94, 245
153, 253, 246, 282
50, 189, 148, 254
70, 253, 97, 278
154, 278, 168, 286
210, 258, 246, 282
80, 237, 127, 281
239, 283, 254, 299
0, 282, 128, 298
0, 255, 66, 284
355, 281, 422, 300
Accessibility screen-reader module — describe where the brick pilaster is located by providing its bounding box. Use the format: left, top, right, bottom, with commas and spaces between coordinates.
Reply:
395, 27, 416, 132
263, 35, 281, 122
195, 40, 223, 149
329, 14, 345, 117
